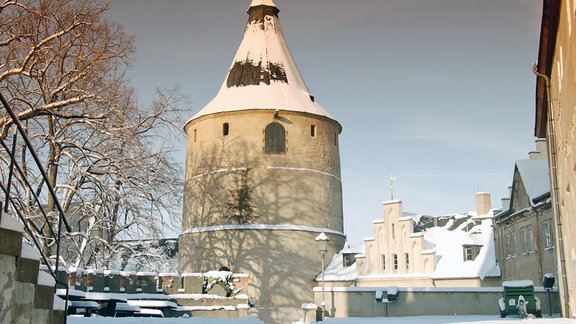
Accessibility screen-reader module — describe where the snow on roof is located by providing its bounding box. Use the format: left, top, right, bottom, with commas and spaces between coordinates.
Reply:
186, 0, 337, 125
182, 223, 344, 237
340, 241, 363, 255
431, 219, 500, 280
316, 242, 365, 282
317, 252, 358, 282
515, 159, 550, 205
249, 0, 276, 7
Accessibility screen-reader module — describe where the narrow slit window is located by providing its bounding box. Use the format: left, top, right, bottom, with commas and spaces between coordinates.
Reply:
405, 253, 410, 271
223, 123, 229, 136
193, 129, 197, 143
311, 125, 316, 137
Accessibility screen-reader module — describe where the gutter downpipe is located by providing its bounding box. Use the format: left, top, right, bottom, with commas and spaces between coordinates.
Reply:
533, 63, 570, 317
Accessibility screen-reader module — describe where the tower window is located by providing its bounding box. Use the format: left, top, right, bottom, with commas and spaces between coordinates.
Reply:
311, 125, 316, 137
223, 123, 229, 136
193, 129, 197, 143
264, 122, 286, 153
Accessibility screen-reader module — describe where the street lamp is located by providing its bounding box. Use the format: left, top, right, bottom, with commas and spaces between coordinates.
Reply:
315, 232, 329, 319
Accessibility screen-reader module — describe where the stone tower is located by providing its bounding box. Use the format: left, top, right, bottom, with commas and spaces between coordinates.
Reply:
179, 0, 345, 322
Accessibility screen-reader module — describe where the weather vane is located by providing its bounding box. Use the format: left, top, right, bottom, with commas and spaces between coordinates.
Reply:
389, 175, 397, 200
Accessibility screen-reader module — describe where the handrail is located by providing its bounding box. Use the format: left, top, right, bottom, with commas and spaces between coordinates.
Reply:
0, 91, 72, 319
0, 92, 72, 232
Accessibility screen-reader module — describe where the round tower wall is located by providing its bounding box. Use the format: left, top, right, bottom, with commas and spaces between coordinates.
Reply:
179, 109, 345, 322
181, 109, 343, 232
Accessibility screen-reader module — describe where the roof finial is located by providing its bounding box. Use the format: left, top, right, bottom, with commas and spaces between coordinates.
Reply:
249, 0, 277, 8
389, 175, 397, 200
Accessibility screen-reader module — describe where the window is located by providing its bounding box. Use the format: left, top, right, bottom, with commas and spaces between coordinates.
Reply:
381, 255, 386, 272
505, 232, 516, 257
393, 254, 398, 271
311, 125, 316, 137
193, 129, 197, 142
463, 245, 482, 261
223, 123, 229, 136
343, 254, 356, 267
405, 253, 409, 271
521, 225, 535, 254
264, 122, 286, 153
544, 219, 555, 248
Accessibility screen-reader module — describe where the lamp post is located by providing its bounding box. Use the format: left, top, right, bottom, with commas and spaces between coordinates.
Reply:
315, 232, 329, 319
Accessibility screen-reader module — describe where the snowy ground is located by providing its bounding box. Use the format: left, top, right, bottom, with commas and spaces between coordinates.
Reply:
67, 314, 576, 324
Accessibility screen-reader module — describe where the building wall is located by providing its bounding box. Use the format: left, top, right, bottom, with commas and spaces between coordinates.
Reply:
495, 206, 556, 285
545, 0, 576, 315
492, 141, 557, 286
179, 109, 345, 322
355, 200, 435, 278
313, 287, 561, 318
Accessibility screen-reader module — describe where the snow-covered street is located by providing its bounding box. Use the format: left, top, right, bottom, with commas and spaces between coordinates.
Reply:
67, 314, 576, 324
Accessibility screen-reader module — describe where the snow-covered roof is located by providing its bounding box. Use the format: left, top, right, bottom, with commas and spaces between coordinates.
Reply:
430, 219, 500, 280
249, 0, 276, 7
317, 244, 361, 282
186, 0, 337, 125
321, 212, 500, 282
515, 159, 550, 205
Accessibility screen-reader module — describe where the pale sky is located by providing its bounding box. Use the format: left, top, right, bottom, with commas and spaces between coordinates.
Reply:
108, 0, 544, 244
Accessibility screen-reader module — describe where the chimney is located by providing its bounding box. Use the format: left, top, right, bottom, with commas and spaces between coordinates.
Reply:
528, 138, 548, 160
476, 192, 492, 216
501, 197, 510, 210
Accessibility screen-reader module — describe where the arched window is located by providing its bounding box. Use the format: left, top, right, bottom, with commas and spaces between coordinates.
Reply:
264, 122, 286, 153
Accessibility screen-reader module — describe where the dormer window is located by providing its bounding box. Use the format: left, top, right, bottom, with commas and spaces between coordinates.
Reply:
463, 244, 482, 261
343, 253, 356, 267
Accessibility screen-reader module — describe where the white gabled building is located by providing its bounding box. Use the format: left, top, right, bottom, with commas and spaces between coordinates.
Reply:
320, 193, 501, 289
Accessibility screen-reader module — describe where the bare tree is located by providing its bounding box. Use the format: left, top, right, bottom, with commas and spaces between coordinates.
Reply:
0, 0, 184, 269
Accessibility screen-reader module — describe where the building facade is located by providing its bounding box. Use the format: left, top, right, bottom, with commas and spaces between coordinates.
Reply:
493, 140, 557, 285
178, 1, 345, 322
352, 193, 500, 288
534, 0, 576, 316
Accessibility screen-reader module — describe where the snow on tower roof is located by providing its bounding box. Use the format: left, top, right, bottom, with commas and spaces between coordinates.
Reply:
187, 0, 337, 124
249, 0, 277, 7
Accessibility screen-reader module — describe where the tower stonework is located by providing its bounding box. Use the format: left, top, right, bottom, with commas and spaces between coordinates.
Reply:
179, 1, 345, 322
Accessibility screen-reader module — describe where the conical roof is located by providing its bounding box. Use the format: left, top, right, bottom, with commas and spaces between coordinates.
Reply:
188, 0, 336, 122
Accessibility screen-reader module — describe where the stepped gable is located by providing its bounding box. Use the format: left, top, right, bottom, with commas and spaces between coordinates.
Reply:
188, 0, 336, 123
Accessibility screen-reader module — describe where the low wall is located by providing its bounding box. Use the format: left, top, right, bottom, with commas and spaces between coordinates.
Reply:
49, 268, 249, 296
43, 267, 251, 319
314, 286, 561, 318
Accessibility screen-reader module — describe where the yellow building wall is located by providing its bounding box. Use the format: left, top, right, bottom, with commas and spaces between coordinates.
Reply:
548, 0, 576, 316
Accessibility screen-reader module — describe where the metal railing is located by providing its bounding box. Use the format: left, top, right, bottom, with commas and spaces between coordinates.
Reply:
0, 91, 72, 317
